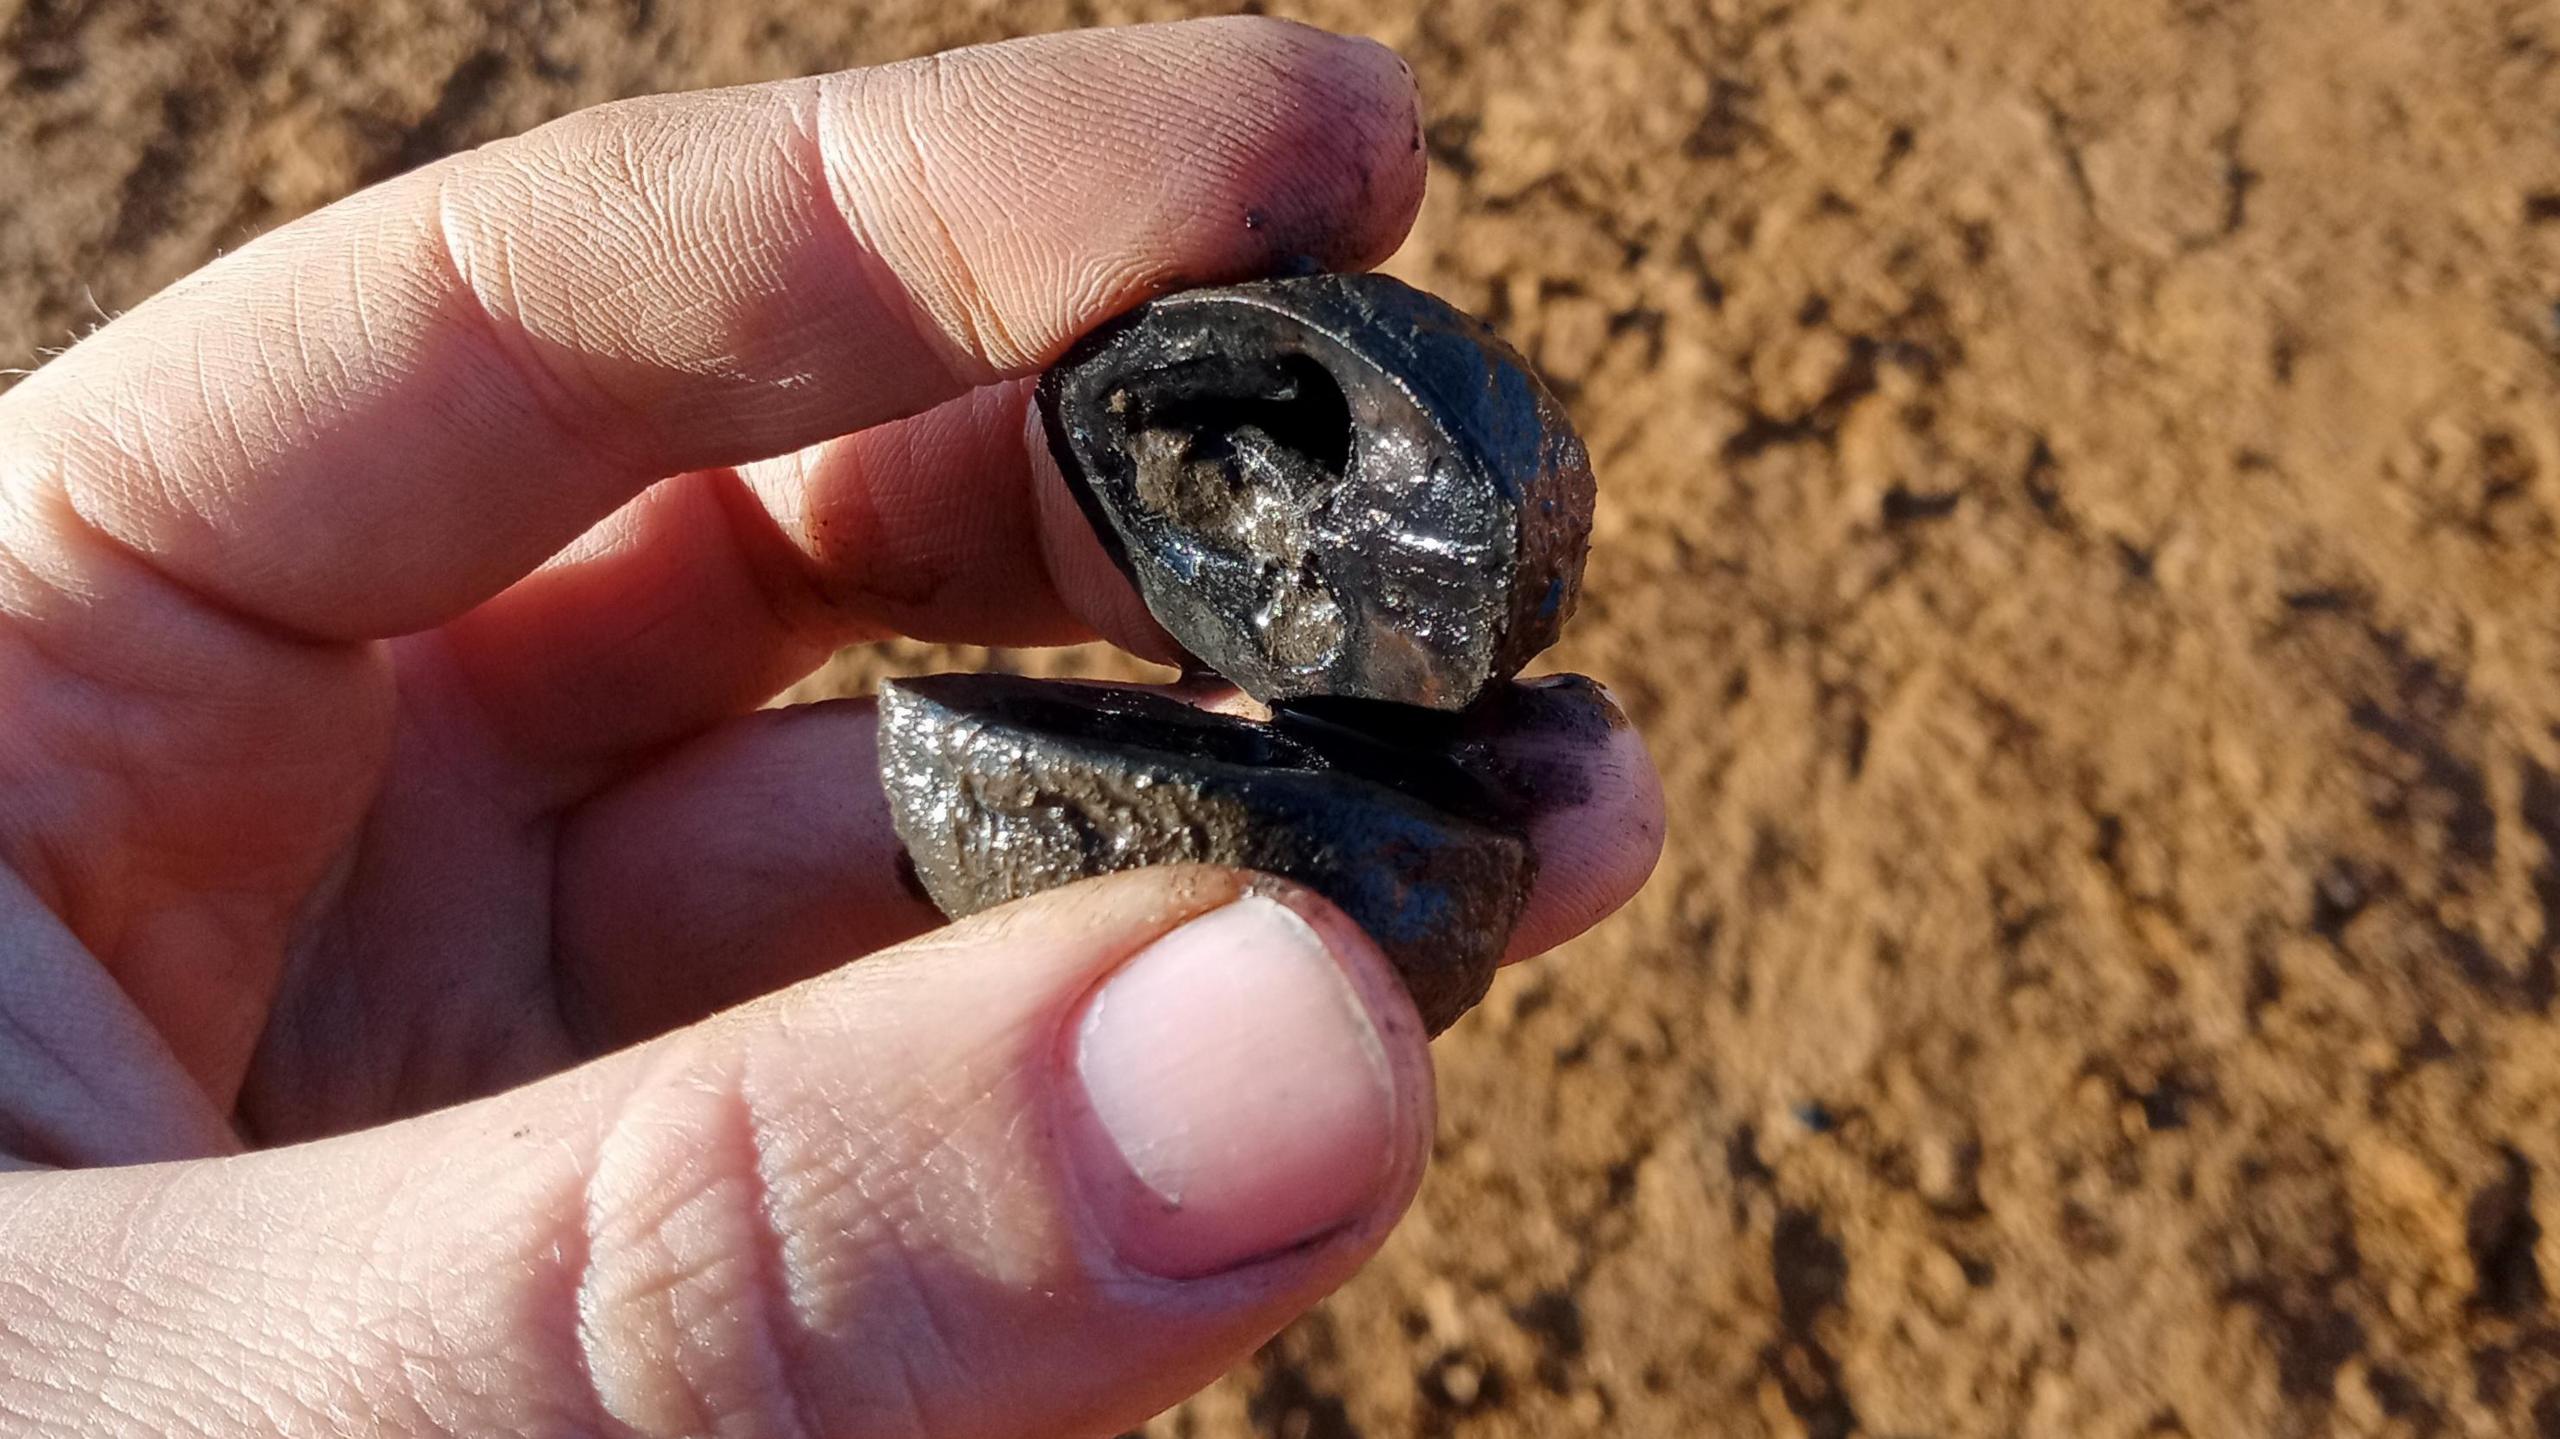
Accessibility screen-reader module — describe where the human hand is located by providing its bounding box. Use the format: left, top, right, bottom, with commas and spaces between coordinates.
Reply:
0, 18, 1664, 1437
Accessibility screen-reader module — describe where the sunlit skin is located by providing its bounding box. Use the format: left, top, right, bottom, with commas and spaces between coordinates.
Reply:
0, 19, 1664, 1437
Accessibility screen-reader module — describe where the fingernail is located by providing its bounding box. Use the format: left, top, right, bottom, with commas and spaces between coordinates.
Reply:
1070, 894, 1402, 1279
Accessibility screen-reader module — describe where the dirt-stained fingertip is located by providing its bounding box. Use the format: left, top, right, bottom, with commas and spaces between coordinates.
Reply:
1468, 674, 1667, 963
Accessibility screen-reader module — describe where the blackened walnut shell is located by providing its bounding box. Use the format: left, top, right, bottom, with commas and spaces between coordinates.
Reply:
877, 673, 1531, 1033
1038, 272, 1594, 712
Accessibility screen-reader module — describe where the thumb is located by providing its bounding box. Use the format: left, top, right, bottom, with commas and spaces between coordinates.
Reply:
0, 869, 1434, 1439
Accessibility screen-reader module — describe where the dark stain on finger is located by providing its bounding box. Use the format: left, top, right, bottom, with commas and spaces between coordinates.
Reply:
1495, 673, 1633, 734
1447, 675, 1631, 819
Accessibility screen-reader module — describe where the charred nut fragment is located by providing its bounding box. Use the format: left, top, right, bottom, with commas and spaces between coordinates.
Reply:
1038, 272, 1595, 712
878, 674, 1532, 1034
880, 273, 1606, 1032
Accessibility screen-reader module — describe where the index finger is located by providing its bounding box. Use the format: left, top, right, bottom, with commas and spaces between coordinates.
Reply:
0, 19, 1424, 642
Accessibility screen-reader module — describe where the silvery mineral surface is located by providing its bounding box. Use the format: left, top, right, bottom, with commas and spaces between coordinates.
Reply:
1038, 272, 1593, 712
878, 673, 1533, 1034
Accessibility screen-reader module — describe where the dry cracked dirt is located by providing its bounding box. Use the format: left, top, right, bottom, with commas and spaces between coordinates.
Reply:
9, 0, 2560, 1434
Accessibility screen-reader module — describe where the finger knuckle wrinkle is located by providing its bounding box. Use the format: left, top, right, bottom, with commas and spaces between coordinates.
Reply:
426, 167, 662, 478
817, 63, 1015, 386
576, 1059, 823, 1439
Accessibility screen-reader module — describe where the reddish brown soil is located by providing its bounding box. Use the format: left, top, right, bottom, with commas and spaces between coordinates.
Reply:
11, 1, 2560, 1434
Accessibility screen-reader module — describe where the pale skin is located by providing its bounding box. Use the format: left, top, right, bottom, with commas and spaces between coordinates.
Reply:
0, 19, 1665, 1438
